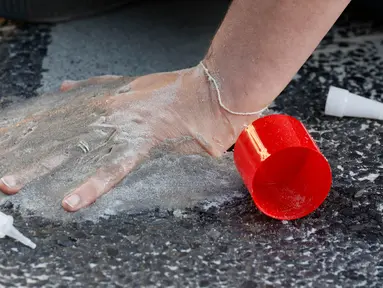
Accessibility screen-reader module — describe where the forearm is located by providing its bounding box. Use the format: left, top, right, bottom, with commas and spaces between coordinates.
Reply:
204, 0, 351, 113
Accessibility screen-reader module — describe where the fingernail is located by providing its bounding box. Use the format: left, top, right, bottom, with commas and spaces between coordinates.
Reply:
1, 176, 17, 188
64, 194, 81, 208
60, 80, 78, 91
62, 80, 77, 85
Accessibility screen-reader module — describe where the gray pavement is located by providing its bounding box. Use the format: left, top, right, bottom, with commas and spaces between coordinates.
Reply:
40, 0, 229, 92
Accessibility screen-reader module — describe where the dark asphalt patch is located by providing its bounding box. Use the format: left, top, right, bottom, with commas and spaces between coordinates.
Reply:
0, 23, 51, 106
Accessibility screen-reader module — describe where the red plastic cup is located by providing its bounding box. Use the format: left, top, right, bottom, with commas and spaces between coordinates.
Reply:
233, 114, 332, 220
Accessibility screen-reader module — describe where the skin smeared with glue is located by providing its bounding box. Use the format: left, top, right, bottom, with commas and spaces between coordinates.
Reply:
0, 66, 258, 212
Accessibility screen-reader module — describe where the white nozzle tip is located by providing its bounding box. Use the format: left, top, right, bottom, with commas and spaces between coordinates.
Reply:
325, 86, 349, 118
325, 85, 383, 120
26, 241, 37, 250
0, 211, 36, 249
8, 226, 36, 249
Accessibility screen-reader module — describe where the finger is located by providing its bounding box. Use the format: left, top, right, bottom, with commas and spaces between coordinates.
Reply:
0, 154, 69, 195
60, 75, 123, 92
62, 153, 142, 212
0, 176, 20, 194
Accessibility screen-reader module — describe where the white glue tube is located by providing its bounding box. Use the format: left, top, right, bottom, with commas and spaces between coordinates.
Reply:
0, 211, 36, 249
325, 86, 383, 120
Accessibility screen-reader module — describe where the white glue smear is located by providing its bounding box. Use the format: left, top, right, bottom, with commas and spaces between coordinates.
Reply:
0, 72, 245, 223
1, 152, 244, 222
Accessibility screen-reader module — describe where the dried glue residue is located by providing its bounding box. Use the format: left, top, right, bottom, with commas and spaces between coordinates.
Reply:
2, 152, 244, 222
0, 71, 245, 223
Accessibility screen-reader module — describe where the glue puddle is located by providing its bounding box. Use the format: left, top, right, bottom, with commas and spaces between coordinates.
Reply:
1, 152, 244, 222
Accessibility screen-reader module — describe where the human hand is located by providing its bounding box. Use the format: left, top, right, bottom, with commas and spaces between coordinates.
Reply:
0, 65, 254, 212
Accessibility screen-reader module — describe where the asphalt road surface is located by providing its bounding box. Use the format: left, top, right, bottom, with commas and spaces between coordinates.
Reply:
0, 1, 383, 287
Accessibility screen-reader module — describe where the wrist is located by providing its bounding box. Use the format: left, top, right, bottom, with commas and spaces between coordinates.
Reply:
198, 57, 266, 138
203, 49, 271, 115
190, 63, 264, 154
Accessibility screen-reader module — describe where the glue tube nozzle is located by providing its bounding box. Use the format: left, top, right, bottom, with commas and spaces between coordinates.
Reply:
0, 211, 36, 249
325, 86, 383, 120
7, 225, 37, 249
